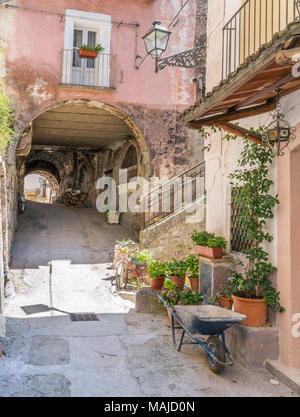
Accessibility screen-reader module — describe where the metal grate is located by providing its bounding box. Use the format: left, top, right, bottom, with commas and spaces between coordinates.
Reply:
70, 313, 99, 322
230, 187, 252, 252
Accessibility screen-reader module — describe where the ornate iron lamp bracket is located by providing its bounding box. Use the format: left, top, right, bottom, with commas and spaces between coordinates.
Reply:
263, 88, 296, 156
155, 45, 206, 72
296, 0, 300, 19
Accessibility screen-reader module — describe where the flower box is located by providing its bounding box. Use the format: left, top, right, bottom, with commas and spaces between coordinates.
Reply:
197, 245, 223, 259
79, 49, 98, 59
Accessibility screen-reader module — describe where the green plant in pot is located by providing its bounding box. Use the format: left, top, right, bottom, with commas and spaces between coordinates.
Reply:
227, 134, 284, 326
166, 259, 188, 291
191, 231, 227, 259
79, 43, 104, 58
161, 279, 203, 323
148, 260, 167, 290
215, 289, 233, 310
185, 254, 199, 291
130, 249, 153, 265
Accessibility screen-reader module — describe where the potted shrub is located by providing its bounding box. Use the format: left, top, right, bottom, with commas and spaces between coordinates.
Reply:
166, 259, 188, 291
227, 136, 284, 326
79, 44, 104, 59
161, 279, 203, 324
191, 231, 227, 259
185, 254, 199, 291
148, 260, 166, 290
130, 249, 153, 265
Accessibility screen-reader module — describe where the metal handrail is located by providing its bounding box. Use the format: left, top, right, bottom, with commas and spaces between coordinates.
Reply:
222, 0, 300, 80
141, 160, 205, 198
141, 161, 205, 230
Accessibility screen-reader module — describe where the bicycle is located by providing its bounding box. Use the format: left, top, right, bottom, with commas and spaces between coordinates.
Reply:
114, 255, 148, 290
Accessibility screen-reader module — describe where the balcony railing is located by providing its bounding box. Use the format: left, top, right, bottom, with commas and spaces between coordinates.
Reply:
62, 49, 117, 89
222, 0, 300, 80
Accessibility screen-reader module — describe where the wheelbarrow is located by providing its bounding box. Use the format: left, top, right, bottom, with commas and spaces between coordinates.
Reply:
159, 294, 247, 374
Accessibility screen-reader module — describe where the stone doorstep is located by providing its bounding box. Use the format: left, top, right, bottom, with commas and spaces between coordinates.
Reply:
225, 324, 279, 369
265, 360, 300, 395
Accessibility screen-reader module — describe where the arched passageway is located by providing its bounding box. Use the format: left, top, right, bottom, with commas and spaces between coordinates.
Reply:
24, 170, 59, 204
11, 100, 151, 270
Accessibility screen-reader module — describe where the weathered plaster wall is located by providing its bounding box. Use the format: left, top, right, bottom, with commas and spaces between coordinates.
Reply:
204, 0, 300, 369
277, 127, 300, 368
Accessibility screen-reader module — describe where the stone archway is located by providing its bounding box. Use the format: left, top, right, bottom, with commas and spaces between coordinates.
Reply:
24, 170, 59, 203
15, 99, 152, 179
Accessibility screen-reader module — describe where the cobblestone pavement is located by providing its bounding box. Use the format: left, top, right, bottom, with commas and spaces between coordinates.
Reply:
0, 202, 298, 397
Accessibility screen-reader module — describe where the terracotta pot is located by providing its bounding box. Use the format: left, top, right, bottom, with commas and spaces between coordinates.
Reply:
169, 276, 185, 291
232, 294, 267, 327
217, 294, 233, 310
79, 49, 98, 59
189, 277, 199, 291
197, 245, 223, 259
167, 307, 180, 326
150, 276, 165, 290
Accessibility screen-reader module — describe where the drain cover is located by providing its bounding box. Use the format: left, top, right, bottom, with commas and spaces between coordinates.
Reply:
70, 313, 99, 322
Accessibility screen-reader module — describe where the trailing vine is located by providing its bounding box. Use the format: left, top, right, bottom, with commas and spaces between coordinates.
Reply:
198, 124, 284, 312
0, 47, 15, 154
227, 130, 284, 312
199, 124, 238, 152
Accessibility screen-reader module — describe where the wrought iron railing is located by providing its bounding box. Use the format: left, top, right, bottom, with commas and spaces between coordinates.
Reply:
141, 161, 205, 230
222, 0, 300, 80
62, 49, 117, 89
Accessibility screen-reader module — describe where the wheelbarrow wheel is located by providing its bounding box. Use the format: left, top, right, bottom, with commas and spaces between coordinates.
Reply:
207, 335, 225, 374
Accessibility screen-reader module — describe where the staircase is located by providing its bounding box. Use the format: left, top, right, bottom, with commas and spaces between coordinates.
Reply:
140, 161, 206, 262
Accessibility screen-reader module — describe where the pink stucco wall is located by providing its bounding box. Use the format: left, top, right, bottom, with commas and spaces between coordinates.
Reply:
277, 125, 300, 368
3, 0, 197, 113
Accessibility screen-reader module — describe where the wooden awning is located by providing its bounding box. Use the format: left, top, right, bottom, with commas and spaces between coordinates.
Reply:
181, 21, 300, 143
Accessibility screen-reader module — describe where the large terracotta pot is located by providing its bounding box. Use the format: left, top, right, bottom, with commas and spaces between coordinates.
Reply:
232, 294, 267, 327
197, 245, 223, 259
79, 49, 98, 59
169, 276, 185, 291
189, 278, 199, 291
150, 276, 165, 290
217, 294, 233, 310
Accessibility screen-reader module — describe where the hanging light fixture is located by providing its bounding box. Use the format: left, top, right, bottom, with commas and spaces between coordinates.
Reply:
263, 88, 296, 156
142, 21, 172, 72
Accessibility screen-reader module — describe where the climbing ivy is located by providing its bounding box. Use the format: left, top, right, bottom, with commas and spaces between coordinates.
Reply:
198, 124, 284, 312
0, 46, 15, 154
199, 124, 238, 152
227, 129, 284, 312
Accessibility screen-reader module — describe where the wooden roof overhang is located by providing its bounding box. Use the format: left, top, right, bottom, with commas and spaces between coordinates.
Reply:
181, 21, 300, 144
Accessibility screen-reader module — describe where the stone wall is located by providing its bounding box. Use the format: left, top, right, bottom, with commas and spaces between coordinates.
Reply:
140, 199, 206, 262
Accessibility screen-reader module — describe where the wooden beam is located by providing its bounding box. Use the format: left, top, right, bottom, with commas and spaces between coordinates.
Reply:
276, 47, 300, 66
214, 122, 263, 145
187, 100, 276, 129
233, 72, 294, 110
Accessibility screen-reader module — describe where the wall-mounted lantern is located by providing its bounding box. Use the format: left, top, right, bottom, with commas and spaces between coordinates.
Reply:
263, 88, 296, 156
142, 21, 171, 72
141, 20, 206, 73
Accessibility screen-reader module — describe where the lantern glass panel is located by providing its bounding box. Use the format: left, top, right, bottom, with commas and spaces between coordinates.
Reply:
156, 31, 170, 52
143, 21, 171, 57
143, 30, 156, 55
